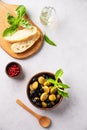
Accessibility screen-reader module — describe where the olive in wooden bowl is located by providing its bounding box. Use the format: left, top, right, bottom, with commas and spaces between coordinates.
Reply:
27, 69, 69, 110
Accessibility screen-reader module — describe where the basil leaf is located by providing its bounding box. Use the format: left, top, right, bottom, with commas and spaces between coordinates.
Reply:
16, 5, 26, 18
7, 13, 16, 25
47, 79, 56, 85
44, 34, 56, 46
2, 5, 33, 37
7, 14, 20, 26
58, 89, 69, 97
3, 25, 18, 37
55, 69, 63, 81
58, 82, 70, 89
19, 18, 32, 28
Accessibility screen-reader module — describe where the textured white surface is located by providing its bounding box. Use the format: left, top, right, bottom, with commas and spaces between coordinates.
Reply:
0, 0, 87, 130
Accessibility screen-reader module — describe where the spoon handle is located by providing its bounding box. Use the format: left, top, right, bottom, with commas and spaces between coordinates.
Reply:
16, 99, 41, 119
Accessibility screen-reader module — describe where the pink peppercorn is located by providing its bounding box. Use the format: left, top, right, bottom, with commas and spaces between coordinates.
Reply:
6, 62, 21, 78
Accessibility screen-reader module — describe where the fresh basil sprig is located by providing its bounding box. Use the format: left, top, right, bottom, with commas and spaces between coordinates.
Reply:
3, 5, 32, 37
47, 69, 70, 98
44, 34, 56, 46
16, 5, 26, 18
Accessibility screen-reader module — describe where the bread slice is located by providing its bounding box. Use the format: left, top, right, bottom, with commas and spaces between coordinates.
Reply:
11, 31, 40, 53
4, 26, 37, 43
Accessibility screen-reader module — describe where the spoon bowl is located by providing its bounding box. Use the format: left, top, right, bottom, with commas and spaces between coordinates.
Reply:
39, 116, 51, 128
16, 99, 51, 128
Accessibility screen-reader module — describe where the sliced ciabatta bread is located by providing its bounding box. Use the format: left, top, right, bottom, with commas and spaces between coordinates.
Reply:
11, 31, 40, 53
4, 26, 37, 43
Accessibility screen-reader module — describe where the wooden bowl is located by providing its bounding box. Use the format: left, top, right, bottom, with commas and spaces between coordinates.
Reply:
26, 72, 63, 110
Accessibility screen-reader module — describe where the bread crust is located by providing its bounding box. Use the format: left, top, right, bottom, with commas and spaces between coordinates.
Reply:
11, 31, 40, 53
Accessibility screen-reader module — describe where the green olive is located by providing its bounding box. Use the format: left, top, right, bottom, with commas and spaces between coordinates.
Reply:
57, 94, 61, 99
50, 87, 57, 94
49, 86, 52, 92
42, 86, 49, 93
44, 81, 51, 86
32, 81, 38, 90
29, 84, 34, 91
49, 94, 56, 101
40, 92, 48, 101
38, 76, 46, 85
42, 102, 47, 108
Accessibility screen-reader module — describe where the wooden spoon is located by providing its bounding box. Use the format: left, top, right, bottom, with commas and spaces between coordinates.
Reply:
16, 99, 51, 128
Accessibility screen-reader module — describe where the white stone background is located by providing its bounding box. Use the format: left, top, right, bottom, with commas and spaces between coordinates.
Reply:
0, 0, 87, 130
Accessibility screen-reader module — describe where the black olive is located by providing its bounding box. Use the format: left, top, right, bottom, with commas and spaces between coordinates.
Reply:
38, 92, 42, 97
30, 90, 37, 98
32, 97, 42, 107
32, 97, 40, 104
45, 99, 51, 104
54, 98, 59, 104
35, 89, 42, 97
31, 77, 38, 83
39, 88, 44, 93
29, 94, 33, 99
37, 83, 42, 90
47, 102, 53, 108
32, 98, 37, 104
36, 102, 42, 108
35, 89, 40, 94
42, 74, 46, 78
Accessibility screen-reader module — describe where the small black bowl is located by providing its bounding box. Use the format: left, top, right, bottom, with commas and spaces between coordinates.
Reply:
27, 72, 63, 110
5, 62, 22, 78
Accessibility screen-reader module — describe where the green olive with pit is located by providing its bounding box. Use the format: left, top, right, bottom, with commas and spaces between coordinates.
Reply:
42, 102, 47, 108
42, 86, 49, 93
57, 94, 61, 99
40, 92, 48, 101
44, 81, 51, 86
29, 84, 34, 91
38, 76, 46, 85
32, 81, 38, 90
49, 94, 56, 101
50, 87, 57, 94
